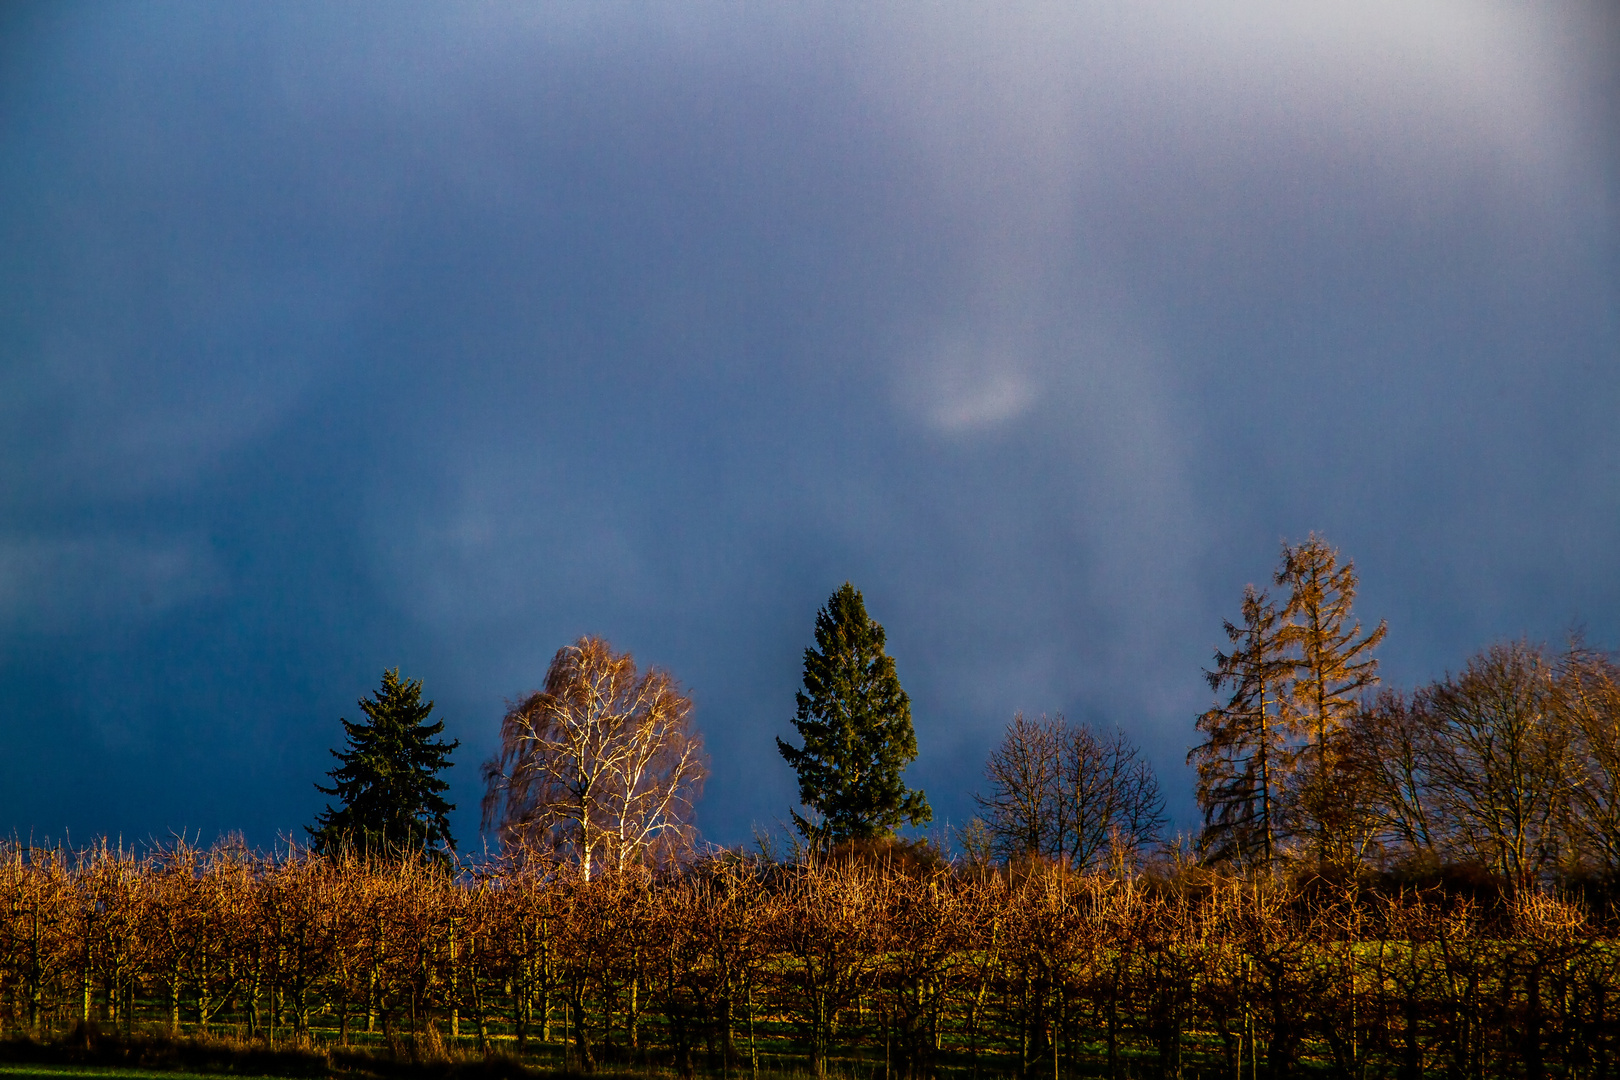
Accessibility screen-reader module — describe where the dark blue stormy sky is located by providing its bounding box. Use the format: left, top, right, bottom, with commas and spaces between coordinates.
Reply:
2, 2, 1617, 851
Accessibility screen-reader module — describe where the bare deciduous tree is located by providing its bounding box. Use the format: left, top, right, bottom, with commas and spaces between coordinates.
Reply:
1421, 640, 1573, 892
1346, 688, 1442, 862
1557, 645, 1620, 878
1057, 724, 1166, 871
976, 713, 1164, 870
482, 637, 708, 878
975, 712, 1062, 863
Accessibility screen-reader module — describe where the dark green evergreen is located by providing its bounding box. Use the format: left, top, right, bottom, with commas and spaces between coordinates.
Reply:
777, 582, 932, 847
310, 669, 459, 859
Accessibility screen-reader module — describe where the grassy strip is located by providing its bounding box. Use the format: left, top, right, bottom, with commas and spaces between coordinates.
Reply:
0, 1066, 285, 1080
0, 1029, 553, 1080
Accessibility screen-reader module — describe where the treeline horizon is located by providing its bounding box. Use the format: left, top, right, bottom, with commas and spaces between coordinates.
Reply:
15, 534, 1620, 896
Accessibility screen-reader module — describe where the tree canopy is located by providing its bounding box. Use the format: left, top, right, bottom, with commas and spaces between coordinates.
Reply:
1276, 533, 1387, 864
310, 669, 458, 860
1189, 584, 1291, 870
1191, 535, 1387, 871
978, 712, 1165, 870
482, 636, 707, 877
777, 582, 931, 848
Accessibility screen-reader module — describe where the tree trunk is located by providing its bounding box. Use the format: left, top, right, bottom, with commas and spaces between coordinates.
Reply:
573, 987, 596, 1072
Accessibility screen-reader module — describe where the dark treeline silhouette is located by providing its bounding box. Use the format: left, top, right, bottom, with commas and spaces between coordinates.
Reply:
3, 838, 1620, 1079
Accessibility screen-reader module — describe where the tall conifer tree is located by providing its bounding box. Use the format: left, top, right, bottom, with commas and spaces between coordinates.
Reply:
1276, 534, 1387, 865
777, 583, 931, 848
1190, 584, 1293, 869
310, 669, 459, 860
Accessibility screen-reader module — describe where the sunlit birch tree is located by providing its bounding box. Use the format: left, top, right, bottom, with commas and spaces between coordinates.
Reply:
482, 637, 708, 878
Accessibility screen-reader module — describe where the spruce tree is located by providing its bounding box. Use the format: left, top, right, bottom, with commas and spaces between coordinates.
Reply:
310, 669, 459, 860
777, 583, 931, 848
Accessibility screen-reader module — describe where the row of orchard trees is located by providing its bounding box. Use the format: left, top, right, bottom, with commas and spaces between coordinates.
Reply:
1189, 534, 1620, 892
3, 839, 1620, 1078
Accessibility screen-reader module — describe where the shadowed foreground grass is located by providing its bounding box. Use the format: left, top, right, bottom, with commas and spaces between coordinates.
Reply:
0, 1027, 554, 1080
0, 1067, 284, 1080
